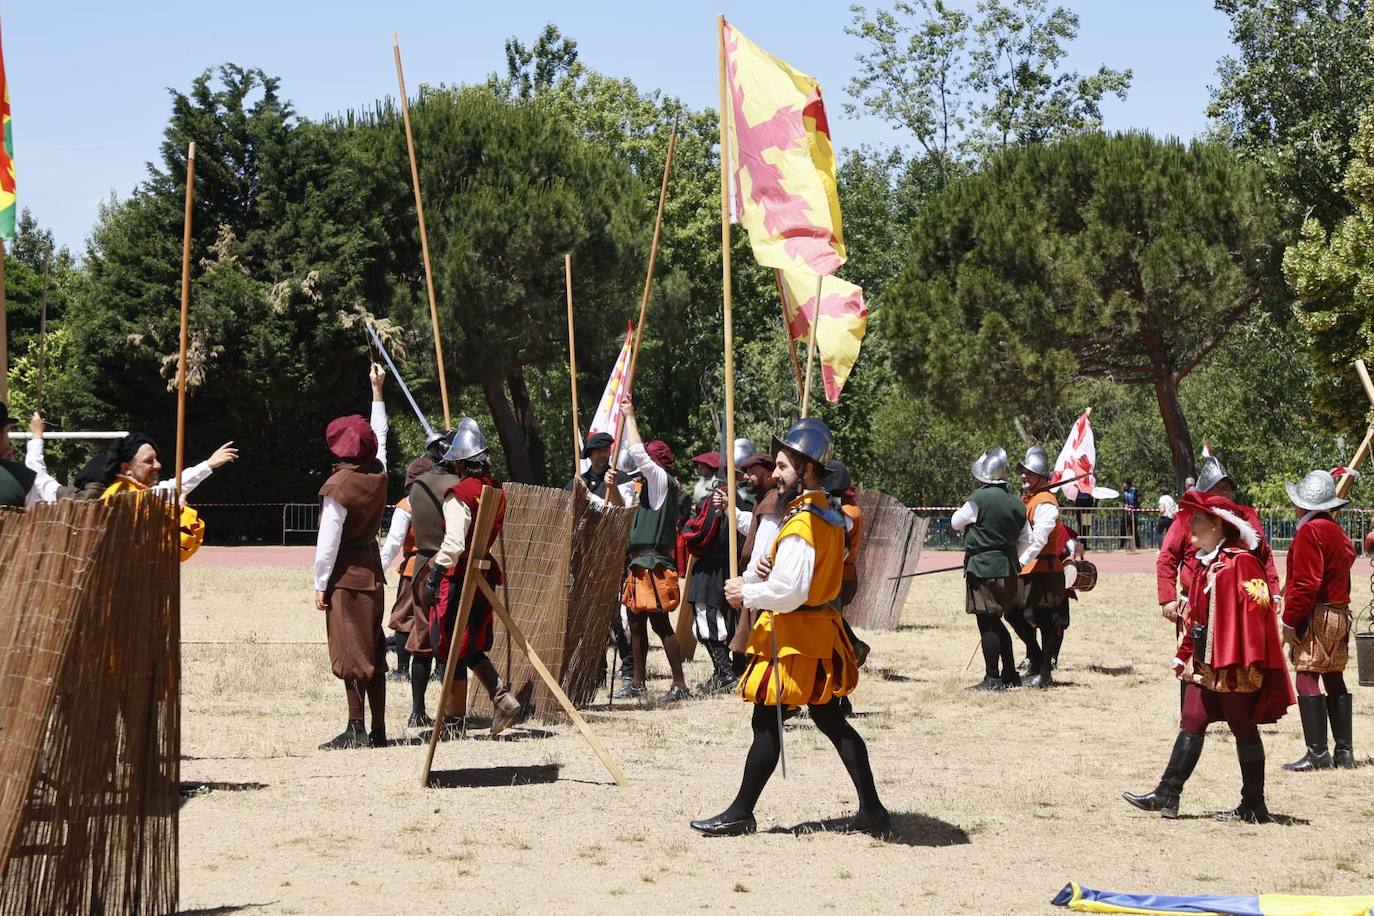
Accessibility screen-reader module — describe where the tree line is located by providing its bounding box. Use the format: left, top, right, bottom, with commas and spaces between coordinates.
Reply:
3, 1, 1372, 540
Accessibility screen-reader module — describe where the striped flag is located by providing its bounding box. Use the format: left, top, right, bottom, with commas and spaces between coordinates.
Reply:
0, 21, 13, 240
1051, 409, 1096, 500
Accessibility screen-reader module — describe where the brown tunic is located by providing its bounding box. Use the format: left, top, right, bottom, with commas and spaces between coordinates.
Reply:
403, 467, 462, 656
319, 461, 388, 681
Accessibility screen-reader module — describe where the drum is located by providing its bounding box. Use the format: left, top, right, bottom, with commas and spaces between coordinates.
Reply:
1064, 559, 1098, 593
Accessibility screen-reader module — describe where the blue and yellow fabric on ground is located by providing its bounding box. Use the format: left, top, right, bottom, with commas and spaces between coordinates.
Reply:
1053, 881, 1374, 916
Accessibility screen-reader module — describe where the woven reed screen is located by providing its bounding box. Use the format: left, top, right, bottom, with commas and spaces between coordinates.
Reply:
0, 492, 179, 915
845, 489, 930, 631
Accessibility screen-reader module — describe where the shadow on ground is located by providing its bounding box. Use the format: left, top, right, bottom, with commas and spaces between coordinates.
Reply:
427, 764, 561, 789
178, 905, 277, 915
771, 811, 972, 847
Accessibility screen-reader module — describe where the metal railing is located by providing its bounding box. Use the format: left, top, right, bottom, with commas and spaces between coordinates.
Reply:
914, 506, 1374, 554
281, 503, 320, 545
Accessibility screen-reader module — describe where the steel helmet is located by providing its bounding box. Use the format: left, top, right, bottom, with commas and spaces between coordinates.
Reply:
822, 459, 852, 495
1285, 469, 1349, 513
772, 418, 833, 466
972, 448, 1009, 485
733, 438, 756, 468
443, 416, 489, 464
1197, 456, 1230, 494
1018, 445, 1050, 478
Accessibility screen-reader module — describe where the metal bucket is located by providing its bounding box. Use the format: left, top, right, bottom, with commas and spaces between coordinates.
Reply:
1357, 631, 1374, 687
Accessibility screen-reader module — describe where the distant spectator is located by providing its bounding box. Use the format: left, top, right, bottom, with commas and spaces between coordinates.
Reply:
1123, 480, 1140, 548
1157, 491, 1178, 541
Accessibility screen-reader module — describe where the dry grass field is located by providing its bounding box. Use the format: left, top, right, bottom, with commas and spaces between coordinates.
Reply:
178, 556, 1374, 915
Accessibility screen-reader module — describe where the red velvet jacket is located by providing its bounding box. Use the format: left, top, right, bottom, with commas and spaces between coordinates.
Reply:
1176, 545, 1295, 725
1281, 514, 1355, 628
1156, 502, 1279, 604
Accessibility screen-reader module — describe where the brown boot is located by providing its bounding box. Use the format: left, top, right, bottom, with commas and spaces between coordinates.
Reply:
491, 687, 523, 736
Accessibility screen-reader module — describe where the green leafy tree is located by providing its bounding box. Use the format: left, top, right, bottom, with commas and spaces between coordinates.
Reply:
1283, 98, 1374, 431
885, 132, 1279, 488
1209, 0, 1374, 227
845, 0, 1131, 182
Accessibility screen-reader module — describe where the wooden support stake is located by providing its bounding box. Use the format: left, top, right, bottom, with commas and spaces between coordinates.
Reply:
175, 142, 196, 502
393, 33, 452, 430
565, 254, 581, 482
674, 554, 699, 661
800, 273, 822, 418
476, 575, 628, 787
35, 251, 49, 414
1337, 359, 1374, 500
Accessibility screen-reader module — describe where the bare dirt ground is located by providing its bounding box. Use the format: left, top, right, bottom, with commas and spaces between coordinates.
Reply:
178, 551, 1374, 915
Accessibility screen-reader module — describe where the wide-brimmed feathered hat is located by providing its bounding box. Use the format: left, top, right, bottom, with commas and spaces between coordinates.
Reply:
1178, 490, 1259, 550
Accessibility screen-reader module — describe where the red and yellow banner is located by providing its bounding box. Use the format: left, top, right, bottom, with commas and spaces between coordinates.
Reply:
723, 19, 844, 276
0, 20, 13, 240
779, 269, 867, 403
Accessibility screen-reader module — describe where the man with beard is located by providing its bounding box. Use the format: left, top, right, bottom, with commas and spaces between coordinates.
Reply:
685, 449, 734, 691
723, 450, 784, 671
692, 418, 887, 837
566, 430, 615, 496
1007, 445, 1065, 689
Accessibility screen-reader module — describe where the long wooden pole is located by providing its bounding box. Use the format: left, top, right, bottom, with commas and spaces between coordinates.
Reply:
35, 251, 49, 414
773, 269, 803, 404
175, 142, 196, 502
609, 126, 678, 457
0, 240, 7, 404
1337, 359, 1374, 500
565, 254, 581, 482
800, 273, 822, 418
393, 33, 452, 430
721, 17, 781, 775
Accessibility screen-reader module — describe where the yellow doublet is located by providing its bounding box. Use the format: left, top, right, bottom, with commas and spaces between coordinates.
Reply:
739, 492, 858, 707
102, 479, 205, 562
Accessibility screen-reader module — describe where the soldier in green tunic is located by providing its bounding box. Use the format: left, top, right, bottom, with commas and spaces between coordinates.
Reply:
950, 448, 1031, 690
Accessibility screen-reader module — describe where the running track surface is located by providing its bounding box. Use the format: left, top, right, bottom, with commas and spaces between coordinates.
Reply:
191, 545, 1236, 574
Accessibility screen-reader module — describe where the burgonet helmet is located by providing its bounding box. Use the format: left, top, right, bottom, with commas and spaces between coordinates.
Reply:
972, 448, 1009, 485
822, 459, 852, 496
1285, 469, 1350, 513
443, 416, 489, 464
1018, 445, 1050, 478
772, 418, 833, 466
1197, 456, 1230, 494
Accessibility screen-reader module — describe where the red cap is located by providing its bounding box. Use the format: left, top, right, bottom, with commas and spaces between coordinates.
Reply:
326, 415, 378, 464
691, 451, 721, 471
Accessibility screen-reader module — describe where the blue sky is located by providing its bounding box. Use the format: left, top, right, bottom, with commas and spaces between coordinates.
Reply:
6, 1, 1234, 251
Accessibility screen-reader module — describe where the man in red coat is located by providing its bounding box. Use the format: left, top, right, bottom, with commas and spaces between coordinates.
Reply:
1279, 469, 1358, 771
1124, 491, 1295, 824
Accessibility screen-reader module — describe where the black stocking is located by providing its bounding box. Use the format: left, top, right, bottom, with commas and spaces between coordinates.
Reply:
1035, 608, 1064, 679
810, 698, 883, 813
410, 655, 432, 718
975, 614, 1013, 679
724, 703, 783, 818
1004, 609, 1042, 670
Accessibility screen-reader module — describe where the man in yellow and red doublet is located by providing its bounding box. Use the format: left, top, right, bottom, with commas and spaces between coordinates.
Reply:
1278, 469, 1358, 772
1124, 491, 1295, 824
691, 419, 887, 838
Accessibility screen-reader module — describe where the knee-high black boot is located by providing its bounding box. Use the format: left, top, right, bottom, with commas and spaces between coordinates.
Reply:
1283, 694, 1333, 771
1123, 731, 1204, 818
1215, 742, 1271, 823
1327, 693, 1355, 769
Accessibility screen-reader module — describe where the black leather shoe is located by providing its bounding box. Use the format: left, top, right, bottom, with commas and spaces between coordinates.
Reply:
386, 668, 409, 683
967, 677, 1006, 691
407, 711, 434, 728
1122, 789, 1179, 818
1001, 672, 1023, 688
841, 808, 891, 836
1023, 673, 1054, 689
1211, 802, 1273, 824
690, 811, 757, 837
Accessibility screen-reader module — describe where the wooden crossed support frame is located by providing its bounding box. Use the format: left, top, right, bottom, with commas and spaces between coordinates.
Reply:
419, 485, 628, 788
1337, 359, 1374, 500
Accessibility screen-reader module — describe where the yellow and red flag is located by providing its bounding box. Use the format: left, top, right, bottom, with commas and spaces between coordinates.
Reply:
723, 19, 844, 276
0, 21, 13, 239
779, 269, 867, 403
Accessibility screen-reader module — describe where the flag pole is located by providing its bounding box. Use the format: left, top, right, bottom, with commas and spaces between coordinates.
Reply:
800, 273, 822, 417
773, 269, 803, 404
609, 125, 678, 460
565, 254, 581, 483
35, 249, 48, 413
393, 33, 452, 430
720, 14, 782, 776
175, 142, 196, 502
